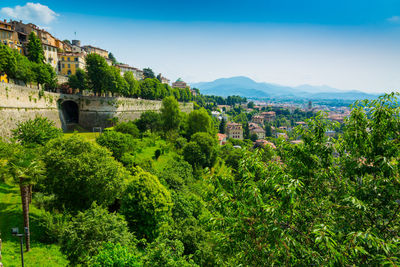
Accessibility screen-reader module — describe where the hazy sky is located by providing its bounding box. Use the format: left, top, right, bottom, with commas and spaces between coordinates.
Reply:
1, 1, 400, 93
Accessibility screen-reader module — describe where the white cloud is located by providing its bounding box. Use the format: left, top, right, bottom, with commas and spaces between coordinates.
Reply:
387, 16, 400, 23
0, 2, 58, 24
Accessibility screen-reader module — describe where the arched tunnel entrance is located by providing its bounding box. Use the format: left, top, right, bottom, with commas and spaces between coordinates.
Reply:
61, 100, 79, 124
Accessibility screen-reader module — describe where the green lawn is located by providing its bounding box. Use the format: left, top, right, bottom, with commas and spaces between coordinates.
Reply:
64, 132, 101, 142
0, 181, 68, 266
134, 138, 177, 172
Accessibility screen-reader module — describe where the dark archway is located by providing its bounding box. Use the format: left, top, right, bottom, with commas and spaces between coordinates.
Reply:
61, 100, 79, 123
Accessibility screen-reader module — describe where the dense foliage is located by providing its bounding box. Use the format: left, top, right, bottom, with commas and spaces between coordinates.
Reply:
1, 93, 399, 266
12, 116, 62, 147
60, 204, 132, 265
40, 135, 129, 211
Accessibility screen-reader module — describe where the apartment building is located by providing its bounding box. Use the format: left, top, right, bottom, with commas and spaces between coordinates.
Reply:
226, 122, 243, 140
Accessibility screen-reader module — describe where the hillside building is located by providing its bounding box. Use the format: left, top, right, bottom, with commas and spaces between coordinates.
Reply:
172, 78, 190, 89
226, 122, 243, 140
58, 52, 86, 76
252, 115, 265, 125
250, 126, 265, 140
116, 64, 144, 80
261, 111, 276, 122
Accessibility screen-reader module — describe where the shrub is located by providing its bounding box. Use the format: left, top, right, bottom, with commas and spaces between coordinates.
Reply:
12, 116, 62, 147
41, 135, 130, 211
143, 237, 198, 267
121, 169, 172, 241
157, 158, 194, 190
90, 242, 141, 267
114, 121, 140, 138
60, 203, 132, 265
96, 130, 136, 160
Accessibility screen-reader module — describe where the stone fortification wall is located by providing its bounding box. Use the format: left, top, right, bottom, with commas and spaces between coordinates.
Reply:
0, 83, 193, 140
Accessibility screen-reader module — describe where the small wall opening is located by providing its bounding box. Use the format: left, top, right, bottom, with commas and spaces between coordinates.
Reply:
61, 100, 79, 123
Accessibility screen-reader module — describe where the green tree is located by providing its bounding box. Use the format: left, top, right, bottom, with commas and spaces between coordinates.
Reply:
68, 68, 86, 91
12, 116, 62, 147
161, 96, 181, 132
121, 168, 172, 241
186, 108, 213, 137
143, 67, 155, 79
85, 53, 111, 96
219, 118, 226, 134
41, 135, 129, 211
183, 132, 217, 168
135, 111, 163, 132
265, 123, 272, 137
114, 121, 140, 138
124, 71, 139, 97
60, 203, 132, 265
108, 52, 117, 65
11, 49, 34, 84
139, 78, 159, 99
143, 237, 197, 267
27, 32, 44, 63
96, 130, 136, 160
247, 101, 255, 109
90, 242, 141, 267
0, 43, 16, 77
8, 149, 45, 251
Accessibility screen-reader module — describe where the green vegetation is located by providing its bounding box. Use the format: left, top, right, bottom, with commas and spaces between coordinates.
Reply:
0, 93, 399, 266
0, 35, 57, 89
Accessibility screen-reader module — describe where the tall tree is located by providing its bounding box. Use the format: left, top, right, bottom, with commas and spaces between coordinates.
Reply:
108, 52, 117, 65
265, 123, 272, 137
186, 108, 213, 137
0, 43, 16, 77
143, 67, 155, 79
27, 32, 44, 63
160, 96, 181, 132
9, 149, 45, 251
219, 118, 226, 134
11, 49, 34, 84
68, 68, 87, 92
123, 71, 139, 97
85, 54, 110, 96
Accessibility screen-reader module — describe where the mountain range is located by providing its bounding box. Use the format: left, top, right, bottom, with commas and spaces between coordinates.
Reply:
191, 76, 378, 100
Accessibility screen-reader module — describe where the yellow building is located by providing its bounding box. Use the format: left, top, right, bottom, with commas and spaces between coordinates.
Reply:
58, 52, 86, 76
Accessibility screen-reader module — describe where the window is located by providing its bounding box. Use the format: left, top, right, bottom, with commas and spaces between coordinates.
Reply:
67, 57, 70, 61
74, 57, 78, 61
62, 64, 65, 68
68, 64, 70, 68
75, 64, 79, 68
62, 57, 65, 61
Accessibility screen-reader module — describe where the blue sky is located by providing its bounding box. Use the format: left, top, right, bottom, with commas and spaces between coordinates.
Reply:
1, 1, 400, 93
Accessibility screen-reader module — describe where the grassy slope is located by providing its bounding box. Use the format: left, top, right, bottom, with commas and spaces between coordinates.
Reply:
0, 181, 68, 266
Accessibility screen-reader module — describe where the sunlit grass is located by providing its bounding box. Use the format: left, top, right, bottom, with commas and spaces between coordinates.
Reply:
0, 181, 68, 266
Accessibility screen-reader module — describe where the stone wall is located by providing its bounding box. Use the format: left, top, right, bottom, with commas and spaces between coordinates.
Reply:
0, 83, 193, 140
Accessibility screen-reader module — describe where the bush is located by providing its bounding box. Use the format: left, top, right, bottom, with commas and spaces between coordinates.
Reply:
183, 132, 217, 169
121, 169, 172, 241
143, 237, 198, 267
36, 211, 70, 244
157, 158, 194, 190
12, 116, 62, 147
154, 149, 161, 160
41, 135, 130, 212
90, 242, 141, 267
114, 121, 140, 138
96, 130, 136, 160
60, 203, 133, 265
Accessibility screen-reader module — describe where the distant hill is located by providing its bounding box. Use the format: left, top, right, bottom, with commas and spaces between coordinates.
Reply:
191, 76, 378, 100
